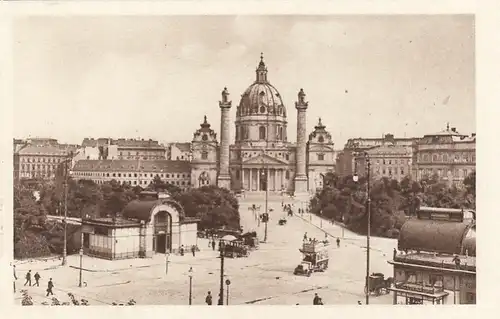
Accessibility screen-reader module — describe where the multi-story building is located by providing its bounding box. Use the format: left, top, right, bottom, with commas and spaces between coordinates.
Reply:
71, 159, 191, 191
353, 144, 413, 182
79, 138, 166, 161
388, 207, 476, 305
337, 134, 419, 176
412, 124, 475, 186
166, 142, 192, 161
13, 138, 77, 181
17, 145, 72, 180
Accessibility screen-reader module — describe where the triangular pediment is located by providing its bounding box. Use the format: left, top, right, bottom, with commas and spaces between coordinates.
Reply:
309, 144, 335, 152
242, 153, 287, 165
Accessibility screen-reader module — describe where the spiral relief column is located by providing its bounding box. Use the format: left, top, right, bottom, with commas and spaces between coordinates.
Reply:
294, 88, 309, 195
218, 87, 232, 189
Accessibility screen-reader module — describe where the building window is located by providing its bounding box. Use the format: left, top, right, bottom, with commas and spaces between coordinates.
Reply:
401, 168, 405, 175
285, 154, 289, 161
429, 274, 443, 288
382, 159, 386, 165
318, 136, 324, 143
317, 154, 324, 161
259, 126, 266, 140
466, 292, 476, 304
285, 170, 290, 179
94, 226, 108, 236
201, 151, 208, 160
113, 173, 116, 177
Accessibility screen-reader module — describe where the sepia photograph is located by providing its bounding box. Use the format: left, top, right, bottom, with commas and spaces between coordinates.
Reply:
10, 15, 476, 306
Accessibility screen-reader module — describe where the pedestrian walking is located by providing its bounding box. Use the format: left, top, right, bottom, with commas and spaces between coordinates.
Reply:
303, 232, 308, 241
24, 270, 32, 286
205, 291, 213, 305
218, 293, 223, 305
208, 239, 211, 248
313, 293, 320, 305
211, 240, 216, 251
34, 272, 41, 287
336, 237, 340, 248
13, 264, 17, 280
46, 278, 54, 296
180, 245, 185, 256
191, 245, 196, 257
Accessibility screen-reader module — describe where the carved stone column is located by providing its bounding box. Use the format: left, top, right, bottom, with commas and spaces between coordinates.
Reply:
294, 89, 308, 195
218, 87, 232, 189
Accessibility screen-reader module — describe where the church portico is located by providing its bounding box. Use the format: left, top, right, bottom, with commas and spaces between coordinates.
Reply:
240, 166, 290, 192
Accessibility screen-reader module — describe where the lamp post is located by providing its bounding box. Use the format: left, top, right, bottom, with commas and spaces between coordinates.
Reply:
225, 279, 231, 305
188, 267, 193, 305
353, 151, 371, 305
218, 240, 225, 305
165, 252, 170, 275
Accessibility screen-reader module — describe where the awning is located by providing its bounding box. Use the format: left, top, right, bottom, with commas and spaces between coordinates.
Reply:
387, 287, 449, 299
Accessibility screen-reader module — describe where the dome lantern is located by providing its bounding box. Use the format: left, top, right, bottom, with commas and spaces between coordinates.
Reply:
256, 52, 268, 83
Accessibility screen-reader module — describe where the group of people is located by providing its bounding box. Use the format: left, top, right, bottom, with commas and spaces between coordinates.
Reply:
303, 232, 341, 248
19, 269, 55, 297
179, 245, 199, 257
204, 291, 224, 305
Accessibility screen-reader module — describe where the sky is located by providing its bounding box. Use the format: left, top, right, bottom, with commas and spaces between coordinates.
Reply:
12, 15, 475, 148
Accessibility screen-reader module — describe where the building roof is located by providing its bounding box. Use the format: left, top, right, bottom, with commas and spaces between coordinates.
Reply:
393, 252, 476, 272
122, 199, 184, 222
171, 142, 191, 152
82, 138, 164, 149
72, 159, 190, 173
398, 219, 470, 255
18, 145, 68, 156
366, 145, 412, 156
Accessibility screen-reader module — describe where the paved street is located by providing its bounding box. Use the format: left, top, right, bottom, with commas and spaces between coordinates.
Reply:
13, 196, 396, 306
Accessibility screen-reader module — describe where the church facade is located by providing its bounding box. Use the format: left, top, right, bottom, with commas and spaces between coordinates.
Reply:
189, 55, 336, 195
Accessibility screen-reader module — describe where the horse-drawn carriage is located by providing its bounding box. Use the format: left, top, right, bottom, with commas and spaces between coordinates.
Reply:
365, 273, 393, 296
223, 240, 250, 258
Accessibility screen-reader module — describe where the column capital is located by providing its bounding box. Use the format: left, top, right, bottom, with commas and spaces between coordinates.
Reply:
295, 88, 308, 110
219, 87, 232, 109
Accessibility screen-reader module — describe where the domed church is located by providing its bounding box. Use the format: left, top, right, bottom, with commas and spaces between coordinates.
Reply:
189, 54, 335, 195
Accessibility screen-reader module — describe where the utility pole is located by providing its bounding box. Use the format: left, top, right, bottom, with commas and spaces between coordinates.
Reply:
365, 154, 371, 305
78, 232, 84, 287
218, 241, 225, 305
62, 154, 69, 266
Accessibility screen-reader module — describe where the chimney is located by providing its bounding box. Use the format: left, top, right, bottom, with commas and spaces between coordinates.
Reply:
451, 127, 456, 132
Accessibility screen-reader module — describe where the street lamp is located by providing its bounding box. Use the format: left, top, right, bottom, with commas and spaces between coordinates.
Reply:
353, 152, 371, 305
78, 239, 84, 287
188, 267, 193, 305
165, 252, 170, 275
225, 279, 231, 305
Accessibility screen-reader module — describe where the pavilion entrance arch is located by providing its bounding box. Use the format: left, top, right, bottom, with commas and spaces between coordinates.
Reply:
148, 201, 183, 254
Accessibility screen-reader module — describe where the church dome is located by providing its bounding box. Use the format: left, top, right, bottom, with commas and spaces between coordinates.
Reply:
234, 54, 289, 144
236, 54, 287, 118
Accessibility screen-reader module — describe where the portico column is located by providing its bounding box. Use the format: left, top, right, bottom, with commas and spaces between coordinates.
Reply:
241, 168, 246, 190
294, 88, 308, 195
256, 168, 260, 191
281, 169, 285, 190
249, 169, 253, 191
